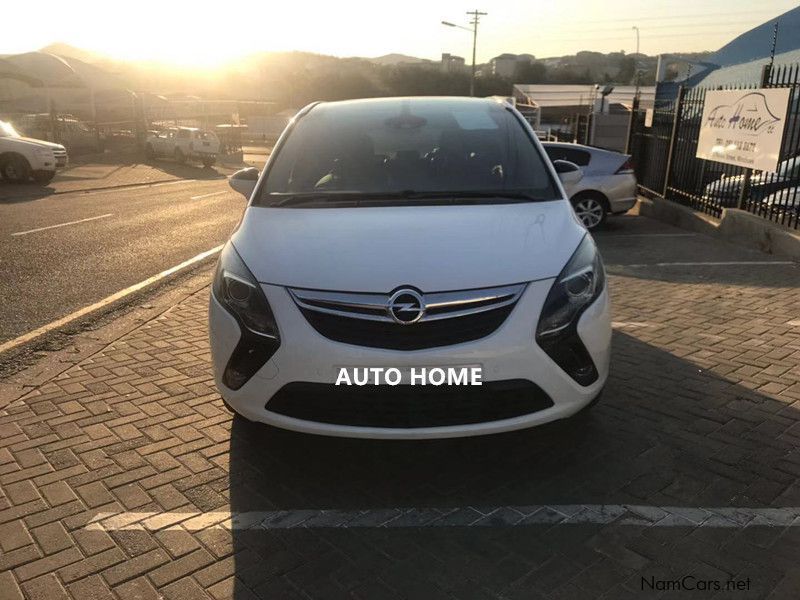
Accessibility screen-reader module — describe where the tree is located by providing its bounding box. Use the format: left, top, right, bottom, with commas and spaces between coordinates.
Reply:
617, 56, 636, 84
514, 61, 547, 84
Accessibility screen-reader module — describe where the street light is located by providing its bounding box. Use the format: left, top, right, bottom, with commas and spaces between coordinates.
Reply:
442, 10, 487, 97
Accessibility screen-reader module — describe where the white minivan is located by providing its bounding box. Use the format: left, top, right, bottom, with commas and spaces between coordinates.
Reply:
210, 97, 611, 439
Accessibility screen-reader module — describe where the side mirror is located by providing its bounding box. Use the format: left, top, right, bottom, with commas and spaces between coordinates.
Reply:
553, 160, 583, 187
229, 167, 260, 198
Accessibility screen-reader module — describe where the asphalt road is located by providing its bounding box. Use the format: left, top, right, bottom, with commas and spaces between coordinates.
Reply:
0, 178, 246, 343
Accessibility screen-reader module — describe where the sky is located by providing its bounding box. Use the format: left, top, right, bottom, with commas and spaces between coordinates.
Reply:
2, 0, 797, 67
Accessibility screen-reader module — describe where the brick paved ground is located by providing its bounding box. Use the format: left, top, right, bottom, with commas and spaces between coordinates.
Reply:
1, 215, 799, 599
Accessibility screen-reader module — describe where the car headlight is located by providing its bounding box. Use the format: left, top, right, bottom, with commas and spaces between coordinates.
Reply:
536, 234, 605, 385
212, 242, 280, 389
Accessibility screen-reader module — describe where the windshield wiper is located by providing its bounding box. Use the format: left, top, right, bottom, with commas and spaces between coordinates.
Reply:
398, 190, 543, 202
266, 190, 545, 207
269, 192, 377, 207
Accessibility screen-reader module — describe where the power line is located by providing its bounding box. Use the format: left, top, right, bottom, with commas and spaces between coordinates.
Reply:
540, 30, 744, 42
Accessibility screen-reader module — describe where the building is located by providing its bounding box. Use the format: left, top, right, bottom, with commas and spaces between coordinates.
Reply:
656, 5, 800, 99
489, 53, 535, 78
440, 53, 465, 73
511, 84, 656, 151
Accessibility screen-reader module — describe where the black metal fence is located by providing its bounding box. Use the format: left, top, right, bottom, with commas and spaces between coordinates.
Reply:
629, 62, 800, 230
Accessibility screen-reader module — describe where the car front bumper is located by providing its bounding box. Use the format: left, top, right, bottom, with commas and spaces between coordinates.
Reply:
209, 280, 612, 439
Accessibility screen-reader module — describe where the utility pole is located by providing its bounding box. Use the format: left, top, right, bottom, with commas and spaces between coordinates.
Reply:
442, 10, 486, 97
467, 10, 487, 97
632, 26, 640, 95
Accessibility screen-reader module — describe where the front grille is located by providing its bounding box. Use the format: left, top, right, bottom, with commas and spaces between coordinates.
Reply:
289, 284, 524, 350
266, 380, 554, 428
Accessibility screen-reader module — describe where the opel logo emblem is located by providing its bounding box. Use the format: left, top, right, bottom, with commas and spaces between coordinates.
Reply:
388, 289, 425, 325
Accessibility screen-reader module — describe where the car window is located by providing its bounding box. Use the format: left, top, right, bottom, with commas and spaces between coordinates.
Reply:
562, 148, 591, 166
177, 130, 191, 139
544, 146, 590, 166
260, 99, 558, 203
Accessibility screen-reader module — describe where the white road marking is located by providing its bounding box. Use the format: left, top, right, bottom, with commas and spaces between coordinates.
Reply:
191, 191, 228, 200
11, 213, 113, 237
83, 505, 800, 531
621, 261, 796, 267
0, 245, 223, 355
612, 321, 653, 329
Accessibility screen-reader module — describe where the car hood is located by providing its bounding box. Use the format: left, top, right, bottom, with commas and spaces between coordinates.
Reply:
5, 137, 65, 151
232, 201, 585, 292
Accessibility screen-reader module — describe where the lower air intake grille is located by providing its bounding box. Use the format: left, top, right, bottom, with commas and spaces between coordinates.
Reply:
266, 380, 554, 428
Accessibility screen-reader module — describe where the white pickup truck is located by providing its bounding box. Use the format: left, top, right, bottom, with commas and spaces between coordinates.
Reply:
0, 120, 68, 184
145, 127, 220, 167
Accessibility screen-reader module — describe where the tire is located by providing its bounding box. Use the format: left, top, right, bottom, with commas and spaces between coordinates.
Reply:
174, 148, 186, 164
202, 157, 216, 168
571, 194, 608, 230
1, 155, 31, 183
32, 171, 55, 185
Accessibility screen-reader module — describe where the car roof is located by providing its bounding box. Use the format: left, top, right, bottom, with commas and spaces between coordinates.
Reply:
304, 96, 510, 118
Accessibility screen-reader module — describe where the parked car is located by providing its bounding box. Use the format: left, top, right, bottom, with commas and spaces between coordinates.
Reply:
145, 127, 220, 167
541, 142, 637, 230
702, 155, 800, 207
0, 120, 67, 184
763, 186, 800, 215
15, 113, 102, 155
210, 97, 611, 439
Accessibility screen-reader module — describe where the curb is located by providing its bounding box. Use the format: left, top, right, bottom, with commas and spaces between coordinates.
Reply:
0, 264, 217, 410
636, 196, 800, 262
0, 176, 227, 201
0, 245, 222, 357
0, 247, 223, 408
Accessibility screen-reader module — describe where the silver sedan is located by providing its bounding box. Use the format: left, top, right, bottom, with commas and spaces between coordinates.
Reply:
543, 142, 638, 230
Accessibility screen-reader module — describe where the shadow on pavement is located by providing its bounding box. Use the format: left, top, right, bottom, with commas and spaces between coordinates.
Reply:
226, 331, 800, 598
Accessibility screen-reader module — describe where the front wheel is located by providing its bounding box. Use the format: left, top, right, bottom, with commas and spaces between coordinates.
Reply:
571, 196, 607, 230
1, 155, 31, 183
202, 157, 216, 168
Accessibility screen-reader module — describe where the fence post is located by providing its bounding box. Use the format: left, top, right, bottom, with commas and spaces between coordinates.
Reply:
624, 93, 640, 155
737, 64, 773, 210
662, 85, 686, 199
585, 113, 592, 145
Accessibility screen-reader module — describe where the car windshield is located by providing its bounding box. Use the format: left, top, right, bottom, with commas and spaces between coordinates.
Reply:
258, 98, 558, 206
0, 122, 21, 138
